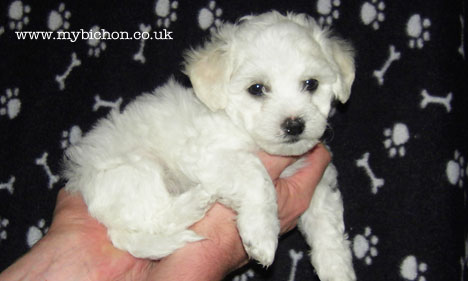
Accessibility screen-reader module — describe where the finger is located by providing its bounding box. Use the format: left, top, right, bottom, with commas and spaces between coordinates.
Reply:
52, 188, 89, 225
257, 151, 299, 179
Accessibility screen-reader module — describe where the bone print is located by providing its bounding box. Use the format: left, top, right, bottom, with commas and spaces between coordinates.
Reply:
133, 23, 151, 64
356, 152, 385, 194
0, 176, 15, 194
420, 89, 452, 113
232, 269, 254, 281
55, 52, 81, 90
35, 152, 60, 189
93, 95, 123, 112
373, 45, 401, 86
287, 249, 304, 281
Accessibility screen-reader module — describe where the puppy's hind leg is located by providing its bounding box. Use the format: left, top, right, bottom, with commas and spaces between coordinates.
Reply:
298, 164, 356, 281
83, 156, 213, 260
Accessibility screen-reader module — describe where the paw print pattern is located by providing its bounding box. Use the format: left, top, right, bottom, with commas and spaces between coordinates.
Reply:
0, 217, 9, 243
353, 226, 379, 265
407, 14, 431, 49
317, 0, 340, 26
8, 0, 31, 31
155, 0, 178, 28
87, 25, 107, 57
400, 255, 428, 281
47, 3, 71, 32
1, 88, 21, 120
198, 1, 223, 32
61, 125, 82, 149
360, 0, 385, 30
26, 219, 49, 248
446, 150, 465, 187
383, 123, 410, 158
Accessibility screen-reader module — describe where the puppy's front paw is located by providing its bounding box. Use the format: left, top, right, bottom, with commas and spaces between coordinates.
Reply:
242, 232, 278, 267
237, 213, 279, 266
314, 253, 356, 281
319, 270, 356, 281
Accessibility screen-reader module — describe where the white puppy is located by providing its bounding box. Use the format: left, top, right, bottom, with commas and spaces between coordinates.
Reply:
64, 11, 356, 281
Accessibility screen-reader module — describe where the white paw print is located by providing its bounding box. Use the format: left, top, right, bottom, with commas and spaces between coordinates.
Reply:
8, 0, 31, 31
383, 123, 410, 158
87, 25, 107, 57
61, 125, 82, 149
446, 150, 465, 187
155, 0, 178, 28
0, 217, 9, 243
317, 0, 340, 26
0, 26, 5, 37
353, 226, 379, 265
47, 3, 71, 32
407, 14, 431, 49
1, 88, 21, 120
198, 1, 223, 32
232, 269, 254, 281
400, 255, 428, 281
27, 219, 49, 248
360, 0, 385, 30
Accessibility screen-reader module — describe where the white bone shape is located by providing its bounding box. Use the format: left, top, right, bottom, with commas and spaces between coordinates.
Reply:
0, 176, 15, 194
93, 95, 123, 112
356, 152, 385, 194
35, 152, 60, 189
420, 89, 452, 113
373, 45, 401, 86
55, 52, 81, 90
133, 23, 151, 64
288, 249, 304, 281
232, 269, 254, 281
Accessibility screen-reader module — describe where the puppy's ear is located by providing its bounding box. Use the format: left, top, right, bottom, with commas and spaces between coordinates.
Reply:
287, 13, 355, 103
183, 27, 234, 111
326, 38, 355, 103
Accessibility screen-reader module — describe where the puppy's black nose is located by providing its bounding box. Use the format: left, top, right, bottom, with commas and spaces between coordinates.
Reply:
281, 117, 305, 136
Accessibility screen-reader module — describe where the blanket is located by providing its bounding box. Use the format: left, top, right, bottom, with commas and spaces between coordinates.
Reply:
0, 0, 466, 280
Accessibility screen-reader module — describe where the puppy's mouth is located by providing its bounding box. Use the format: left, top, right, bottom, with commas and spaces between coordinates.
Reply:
284, 136, 301, 144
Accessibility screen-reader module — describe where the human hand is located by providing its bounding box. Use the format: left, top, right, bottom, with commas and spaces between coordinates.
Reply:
259, 143, 332, 234
0, 144, 331, 281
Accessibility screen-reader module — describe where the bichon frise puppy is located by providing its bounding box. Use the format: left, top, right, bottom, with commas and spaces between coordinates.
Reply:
63, 11, 356, 281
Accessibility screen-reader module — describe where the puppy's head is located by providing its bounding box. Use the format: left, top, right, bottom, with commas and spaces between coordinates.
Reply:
184, 11, 355, 156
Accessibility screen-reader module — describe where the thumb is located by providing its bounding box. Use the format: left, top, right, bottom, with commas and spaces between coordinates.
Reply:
257, 152, 299, 180
281, 144, 331, 196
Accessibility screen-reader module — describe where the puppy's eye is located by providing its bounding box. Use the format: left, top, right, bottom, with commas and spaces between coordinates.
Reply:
303, 79, 319, 93
248, 84, 266, 97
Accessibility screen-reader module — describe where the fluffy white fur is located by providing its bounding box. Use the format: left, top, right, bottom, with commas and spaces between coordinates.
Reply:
64, 11, 356, 281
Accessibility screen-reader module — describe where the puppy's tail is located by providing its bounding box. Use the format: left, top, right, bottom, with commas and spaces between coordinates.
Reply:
108, 228, 203, 259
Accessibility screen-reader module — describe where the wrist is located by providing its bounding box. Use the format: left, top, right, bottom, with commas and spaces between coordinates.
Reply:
0, 232, 80, 281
